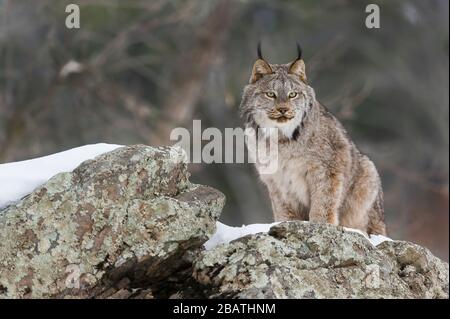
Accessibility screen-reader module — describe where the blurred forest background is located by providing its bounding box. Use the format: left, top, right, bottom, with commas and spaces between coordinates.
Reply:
0, 0, 448, 260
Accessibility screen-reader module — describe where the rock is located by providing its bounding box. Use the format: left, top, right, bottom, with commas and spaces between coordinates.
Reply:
0, 145, 225, 298
0, 144, 447, 299
192, 222, 449, 299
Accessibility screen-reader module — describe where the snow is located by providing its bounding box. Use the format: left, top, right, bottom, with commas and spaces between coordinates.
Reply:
0, 143, 122, 209
342, 226, 392, 246
367, 233, 393, 246
204, 221, 281, 250
0, 142, 393, 249
204, 221, 393, 250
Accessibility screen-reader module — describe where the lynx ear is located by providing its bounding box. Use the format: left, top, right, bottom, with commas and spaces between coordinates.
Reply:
250, 59, 273, 83
249, 42, 273, 83
289, 43, 307, 82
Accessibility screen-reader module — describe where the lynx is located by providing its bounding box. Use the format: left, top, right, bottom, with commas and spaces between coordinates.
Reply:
240, 43, 387, 235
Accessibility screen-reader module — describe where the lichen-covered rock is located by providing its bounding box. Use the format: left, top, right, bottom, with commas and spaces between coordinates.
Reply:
377, 240, 449, 299
0, 144, 447, 299
193, 222, 449, 299
0, 145, 225, 298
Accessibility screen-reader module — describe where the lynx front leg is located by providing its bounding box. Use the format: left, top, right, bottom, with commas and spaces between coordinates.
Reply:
306, 167, 345, 225
270, 198, 298, 222
265, 183, 298, 222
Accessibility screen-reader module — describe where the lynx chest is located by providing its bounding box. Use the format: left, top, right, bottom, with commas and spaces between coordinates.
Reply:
257, 149, 311, 211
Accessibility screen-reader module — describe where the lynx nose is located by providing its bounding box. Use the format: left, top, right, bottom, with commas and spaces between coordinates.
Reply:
277, 106, 289, 114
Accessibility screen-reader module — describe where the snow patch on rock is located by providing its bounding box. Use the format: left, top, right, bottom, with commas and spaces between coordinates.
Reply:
0, 143, 122, 209
205, 221, 393, 250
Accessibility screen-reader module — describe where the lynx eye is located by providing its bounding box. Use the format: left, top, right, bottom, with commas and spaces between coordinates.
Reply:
265, 91, 276, 99
288, 92, 298, 99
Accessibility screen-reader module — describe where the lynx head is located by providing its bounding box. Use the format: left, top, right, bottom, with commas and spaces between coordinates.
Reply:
241, 43, 316, 139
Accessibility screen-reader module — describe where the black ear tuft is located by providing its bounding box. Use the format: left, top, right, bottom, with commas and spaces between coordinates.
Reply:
296, 42, 302, 60
257, 41, 263, 60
